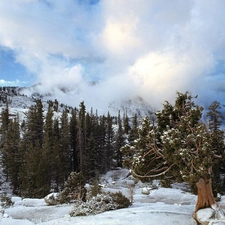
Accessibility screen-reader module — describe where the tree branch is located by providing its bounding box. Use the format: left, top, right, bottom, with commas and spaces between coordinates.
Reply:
131, 163, 175, 179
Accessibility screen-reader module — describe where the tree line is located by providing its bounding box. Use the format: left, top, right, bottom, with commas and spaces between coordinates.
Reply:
1, 90, 225, 212
0, 99, 139, 198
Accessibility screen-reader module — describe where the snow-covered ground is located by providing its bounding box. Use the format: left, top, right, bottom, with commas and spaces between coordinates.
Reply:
1, 168, 224, 225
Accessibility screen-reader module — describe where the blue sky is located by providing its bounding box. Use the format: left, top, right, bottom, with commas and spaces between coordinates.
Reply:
0, 47, 32, 86
1, 0, 225, 109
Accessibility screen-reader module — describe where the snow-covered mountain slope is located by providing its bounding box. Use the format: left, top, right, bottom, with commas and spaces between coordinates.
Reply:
0, 86, 155, 118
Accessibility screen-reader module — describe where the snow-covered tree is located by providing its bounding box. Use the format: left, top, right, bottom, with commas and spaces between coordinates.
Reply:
121, 92, 224, 218
206, 101, 225, 195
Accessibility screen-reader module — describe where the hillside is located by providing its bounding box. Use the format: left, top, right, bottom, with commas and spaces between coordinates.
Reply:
0, 86, 154, 120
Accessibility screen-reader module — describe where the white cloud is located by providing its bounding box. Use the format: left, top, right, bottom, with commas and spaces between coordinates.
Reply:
0, 0, 225, 111
0, 79, 23, 86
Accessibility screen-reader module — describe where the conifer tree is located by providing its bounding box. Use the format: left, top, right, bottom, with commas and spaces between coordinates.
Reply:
123, 111, 130, 135
41, 104, 55, 193
115, 111, 125, 167
70, 108, 79, 172
128, 113, 139, 144
52, 118, 62, 191
20, 142, 42, 197
121, 92, 221, 216
105, 112, 114, 170
1, 117, 21, 194
59, 107, 71, 183
40, 131, 52, 195
207, 101, 225, 195
45, 103, 54, 148
0, 100, 9, 144
23, 99, 44, 147
86, 132, 97, 178
77, 102, 87, 172
96, 115, 107, 173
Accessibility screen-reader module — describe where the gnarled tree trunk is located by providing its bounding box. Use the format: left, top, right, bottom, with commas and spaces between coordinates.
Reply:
193, 176, 217, 222
193, 176, 225, 224
195, 176, 215, 212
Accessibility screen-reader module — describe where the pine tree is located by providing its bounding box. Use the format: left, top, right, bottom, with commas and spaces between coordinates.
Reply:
85, 109, 99, 176
105, 112, 114, 170
121, 91, 220, 216
19, 100, 53, 197
128, 113, 139, 144
206, 101, 225, 195
77, 102, 87, 172
70, 108, 79, 172
0, 101, 9, 145
59, 107, 71, 184
86, 132, 97, 178
115, 111, 125, 167
23, 100, 44, 147
96, 115, 107, 173
51, 118, 62, 191
20, 142, 41, 197
1, 117, 22, 194
39, 131, 52, 196
45, 103, 54, 148
123, 111, 130, 135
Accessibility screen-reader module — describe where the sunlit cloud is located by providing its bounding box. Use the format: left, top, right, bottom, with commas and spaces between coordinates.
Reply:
0, 0, 225, 111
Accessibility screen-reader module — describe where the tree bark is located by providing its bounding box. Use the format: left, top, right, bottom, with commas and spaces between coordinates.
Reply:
193, 176, 225, 224
195, 176, 216, 212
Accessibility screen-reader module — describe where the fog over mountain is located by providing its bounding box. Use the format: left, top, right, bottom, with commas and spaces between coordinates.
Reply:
1, 1, 225, 112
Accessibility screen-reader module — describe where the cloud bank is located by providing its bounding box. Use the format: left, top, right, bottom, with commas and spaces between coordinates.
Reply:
0, 0, 225, 111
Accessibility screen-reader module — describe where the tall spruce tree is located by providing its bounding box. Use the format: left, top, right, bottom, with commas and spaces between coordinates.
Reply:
97, 115, 107, 173
0, 100, 10, 145
1, 117, 21, 194
77, 102, 87, 172
128, 113, 139, 144
123, 111, 130, 135
70, 108, 79, 172
23, 99, 44, 147
206, 101, 225, 195
105, 112, 114, 170
115, 111, 125, 167
52, 118, 62, 191
86, 132, 97, 178
59, 107, 71, 184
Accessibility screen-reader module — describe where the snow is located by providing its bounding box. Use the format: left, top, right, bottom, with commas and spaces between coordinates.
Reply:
0, 168, 225, 225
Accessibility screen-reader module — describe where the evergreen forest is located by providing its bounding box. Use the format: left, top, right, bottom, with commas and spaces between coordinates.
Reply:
0, 97, 138, 198
0, 90, 225, 204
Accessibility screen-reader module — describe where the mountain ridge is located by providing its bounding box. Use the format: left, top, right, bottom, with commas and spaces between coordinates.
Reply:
0, 86, 155, 119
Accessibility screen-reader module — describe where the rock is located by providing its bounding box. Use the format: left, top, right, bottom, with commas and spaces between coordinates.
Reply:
3, 212, 9, 218
142, 187, 150, 195
44, 193, 60, 205
196, 208, 215, 225
212, 204, 225, 220
196, 207, 225, 225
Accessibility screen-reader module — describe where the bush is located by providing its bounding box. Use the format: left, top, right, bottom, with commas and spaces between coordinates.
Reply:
0, 192, 14, 208
70, 192, 131, 217
110, 191, 131, 209
58, 172, 87, 204
91, 179, 101, 197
